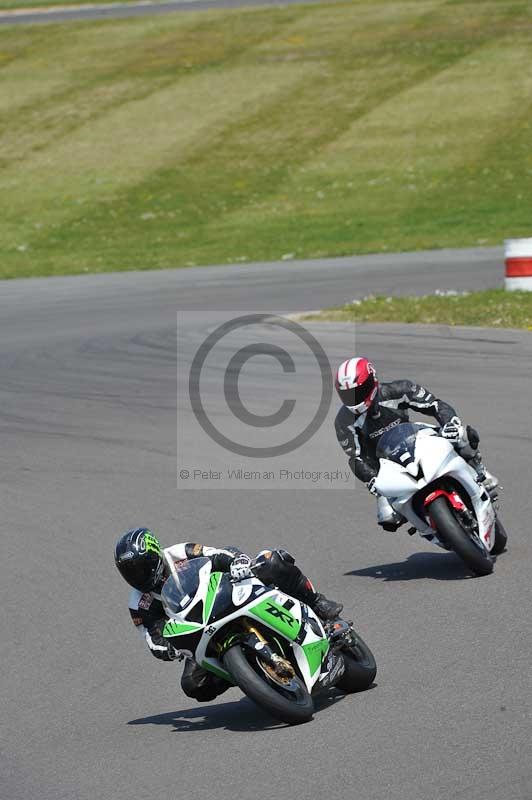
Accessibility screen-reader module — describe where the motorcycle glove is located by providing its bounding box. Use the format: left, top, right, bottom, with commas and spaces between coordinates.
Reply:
230, 554, 253, 582
367, 477, 379, 496
441, 416, 465, 444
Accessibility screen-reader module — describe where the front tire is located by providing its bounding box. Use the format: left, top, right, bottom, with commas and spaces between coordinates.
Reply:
336, 631, 377, 694
223, 645, 314, 725
491, 516, 508, 555
428, 496, 493, 576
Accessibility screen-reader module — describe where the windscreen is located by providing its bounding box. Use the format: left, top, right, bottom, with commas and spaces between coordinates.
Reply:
376, 422, 433, 465
161, 557, 210, 616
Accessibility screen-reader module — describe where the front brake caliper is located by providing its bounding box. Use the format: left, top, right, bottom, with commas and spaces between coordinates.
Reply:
243, 626, 295, 680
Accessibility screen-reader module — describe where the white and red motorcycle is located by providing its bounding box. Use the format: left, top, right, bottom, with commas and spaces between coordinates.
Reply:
374, 422, 507, 576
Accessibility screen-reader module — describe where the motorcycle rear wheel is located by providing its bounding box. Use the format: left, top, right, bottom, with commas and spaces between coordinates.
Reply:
223, 644, 314, 725
428, 496, 493, 576
336, 631, 377, 694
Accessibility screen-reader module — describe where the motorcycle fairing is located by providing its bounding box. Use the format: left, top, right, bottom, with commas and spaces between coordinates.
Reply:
374, 427, 496, 550
162, 560, 331, 693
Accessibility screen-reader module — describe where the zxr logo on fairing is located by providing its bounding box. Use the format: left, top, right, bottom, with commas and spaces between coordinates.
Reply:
265, 603, 295, 627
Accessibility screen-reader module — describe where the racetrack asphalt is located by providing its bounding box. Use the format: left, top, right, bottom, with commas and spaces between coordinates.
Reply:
1, 0, 325, 27
2, 247, 532, 800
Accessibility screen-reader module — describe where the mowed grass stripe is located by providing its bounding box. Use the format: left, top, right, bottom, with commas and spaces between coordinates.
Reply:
1, 59, 315, 265
0, 8, 302, 160
233, 24, 532, 257
2, 0, 532, 277
171, 0, 530, 264
361, 35, 532, 251
3, 61, 315, 194
3, 0, 446, 274
0, 6, 314, 269
0, 18, 168, 115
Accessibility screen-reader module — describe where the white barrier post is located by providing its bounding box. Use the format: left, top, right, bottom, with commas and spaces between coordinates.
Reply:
505, 238, 532, 291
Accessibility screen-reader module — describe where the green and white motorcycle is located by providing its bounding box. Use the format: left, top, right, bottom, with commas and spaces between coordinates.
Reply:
161, 556, 376, 725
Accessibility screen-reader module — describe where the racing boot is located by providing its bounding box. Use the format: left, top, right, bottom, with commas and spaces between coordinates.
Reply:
311, 593, 344, 621
377, 496, 406, 532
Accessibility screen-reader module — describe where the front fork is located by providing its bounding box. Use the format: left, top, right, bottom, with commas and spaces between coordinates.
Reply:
218, 620, 295, 680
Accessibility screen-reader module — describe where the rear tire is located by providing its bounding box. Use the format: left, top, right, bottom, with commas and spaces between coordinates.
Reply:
428, 496, 493, 576
223, 645, 314, 725
336, 631, 377, 694
491, 516, 508, 555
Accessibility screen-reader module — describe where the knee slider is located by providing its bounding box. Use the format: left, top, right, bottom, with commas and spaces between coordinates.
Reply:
181, 673, 201, 698
466, 425, 480, 450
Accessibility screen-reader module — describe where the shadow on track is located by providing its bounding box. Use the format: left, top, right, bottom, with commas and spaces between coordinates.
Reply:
128, 690, 348, 733
345, 551, 474, 582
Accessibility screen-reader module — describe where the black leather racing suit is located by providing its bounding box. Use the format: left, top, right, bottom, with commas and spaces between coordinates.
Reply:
334, 380, 479, 484
128, 543, 319, 702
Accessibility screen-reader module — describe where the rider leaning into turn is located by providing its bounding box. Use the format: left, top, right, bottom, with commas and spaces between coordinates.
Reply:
334, 357, 499, 531
115, 528, 343, 702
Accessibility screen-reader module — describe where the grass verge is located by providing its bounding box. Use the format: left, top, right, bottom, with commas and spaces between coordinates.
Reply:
303, 290, 532, 330
2, 1, 532, 278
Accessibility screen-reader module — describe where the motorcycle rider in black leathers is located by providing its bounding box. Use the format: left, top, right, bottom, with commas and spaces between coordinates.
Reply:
334, 357, 499, 531
115, 528, 343, 702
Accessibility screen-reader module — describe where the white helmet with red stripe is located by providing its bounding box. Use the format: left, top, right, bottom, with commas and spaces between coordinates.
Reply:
335, 357, 379, 417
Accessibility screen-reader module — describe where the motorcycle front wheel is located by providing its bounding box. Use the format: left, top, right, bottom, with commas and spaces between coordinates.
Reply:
491, 515, 508, 555
223, 644, 314, 725
428, 496, 493, 576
